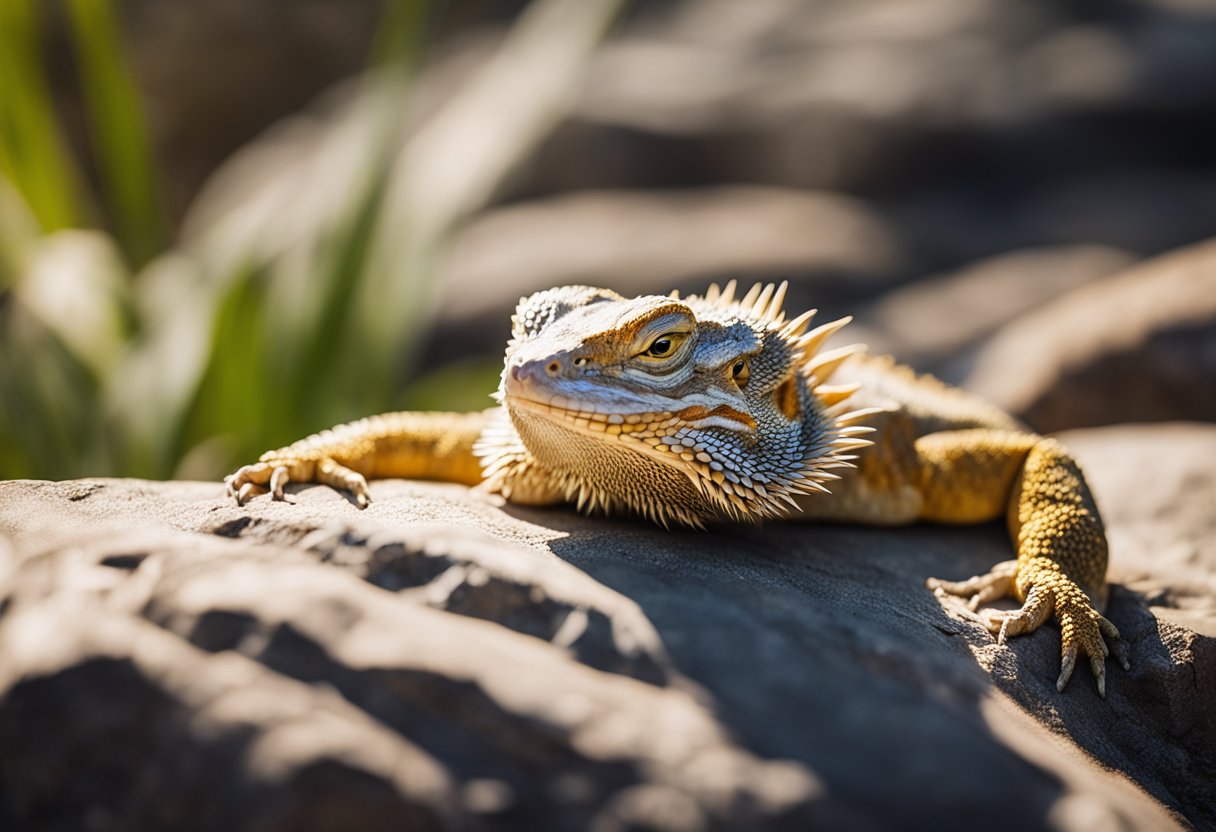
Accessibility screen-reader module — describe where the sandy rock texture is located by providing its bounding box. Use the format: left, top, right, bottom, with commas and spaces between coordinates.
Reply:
2, 423, 1213, 831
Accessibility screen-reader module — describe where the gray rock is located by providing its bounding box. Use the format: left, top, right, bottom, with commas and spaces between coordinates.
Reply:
1061, 423, 1216, 638
431, 187, 902, 361
1, 422, 1213, 829
850, 244, 1134, 370
958, 237, 1216, 432
526, 0, 1216, 238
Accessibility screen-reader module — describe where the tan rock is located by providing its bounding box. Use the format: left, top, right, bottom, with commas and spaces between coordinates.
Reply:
436, 186, 901, 333
1061, 422, 1216, 638
1, 421, 1212, 830
960, 238, 1216, 432
852, 244, 1133, 366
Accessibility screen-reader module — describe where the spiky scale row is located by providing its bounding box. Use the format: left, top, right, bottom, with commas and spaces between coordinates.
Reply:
798, 318, 852, 361
692, 280, 860, 385
652, 280, 879, 521
806, 345, 864, 386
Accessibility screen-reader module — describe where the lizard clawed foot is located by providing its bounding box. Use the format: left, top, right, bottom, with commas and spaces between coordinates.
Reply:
224, 457, 372, 508
985, 586, 1126, 697
928, 562, 1127, 697
926, 559, 1018, 610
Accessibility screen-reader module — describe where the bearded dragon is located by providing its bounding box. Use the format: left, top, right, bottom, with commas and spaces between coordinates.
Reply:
225, 281, 1128, 696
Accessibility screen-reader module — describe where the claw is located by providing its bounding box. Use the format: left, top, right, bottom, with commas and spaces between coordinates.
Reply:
1090, 653, 1106, 699
1099, 617, 1130, 670
236, 482, 258, 506
1057, 644, 1077, 692
1111, 638, 1131, 671
228, 465, 262, 506
351, 475, 372, 508
270, 466, 289, 501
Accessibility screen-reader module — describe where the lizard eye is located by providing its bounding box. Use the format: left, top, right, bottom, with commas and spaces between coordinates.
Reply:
639, 332, 688, 360
732, 358, 750, 387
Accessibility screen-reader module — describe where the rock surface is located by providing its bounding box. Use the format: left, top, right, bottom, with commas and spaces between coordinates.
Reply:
172, 0, 1216, 382
958, 238, 1216, 433
521, 0, 1216, 265
430, 187, 903, 363
850, 244, 1134, 371
2, 424, 1214, 830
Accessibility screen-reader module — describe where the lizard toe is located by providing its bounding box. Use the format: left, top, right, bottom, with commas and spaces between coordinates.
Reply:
315, 458, 371, 509
984, 584, 1052, 644
1057, 642, 1078, 693
926, 559, 1018, 611
1092, 653, 1107, 699
1099, 616, 1130, 670
269, 465, 291, 501
227, 463, 275, 505
236, 481, 268, 506
1053, 589, 1118, 695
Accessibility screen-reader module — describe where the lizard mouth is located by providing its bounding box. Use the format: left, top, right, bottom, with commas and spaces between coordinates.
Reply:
507, 396, 678, 437
509, 395, 757, 436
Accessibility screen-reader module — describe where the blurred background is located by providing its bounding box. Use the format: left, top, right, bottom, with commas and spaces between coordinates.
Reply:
2, 0, 1215, 483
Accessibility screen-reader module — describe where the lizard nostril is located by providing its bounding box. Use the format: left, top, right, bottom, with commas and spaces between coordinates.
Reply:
546, 360, 561, 376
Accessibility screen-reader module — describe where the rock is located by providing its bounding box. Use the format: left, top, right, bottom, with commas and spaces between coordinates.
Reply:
163, 0, 1216, 388
429, 187, 904, 363
1019, 170, 1216, 255
957, 237, 1216, 432
522, 0, 1216, 245
2, 422, 1213, 829
850, 244, 1134, 370
1060, 423, 1216, 639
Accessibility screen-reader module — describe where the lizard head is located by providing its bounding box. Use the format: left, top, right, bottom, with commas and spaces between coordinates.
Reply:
476, 281, 874, 527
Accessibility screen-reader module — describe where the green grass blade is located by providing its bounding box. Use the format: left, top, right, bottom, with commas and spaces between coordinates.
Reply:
64, 0, 165, 268
0, 177, 42, 289
0, 0, 87, 233
369, 0, 431, 70
357, 0, 628, 392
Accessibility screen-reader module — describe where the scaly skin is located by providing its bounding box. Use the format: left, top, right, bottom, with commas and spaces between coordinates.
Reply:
226, 282, 1127, 696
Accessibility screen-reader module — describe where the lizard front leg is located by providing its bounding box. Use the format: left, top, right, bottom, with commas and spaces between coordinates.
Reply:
226, 410, 493, 507
918, 430, 1128, 696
